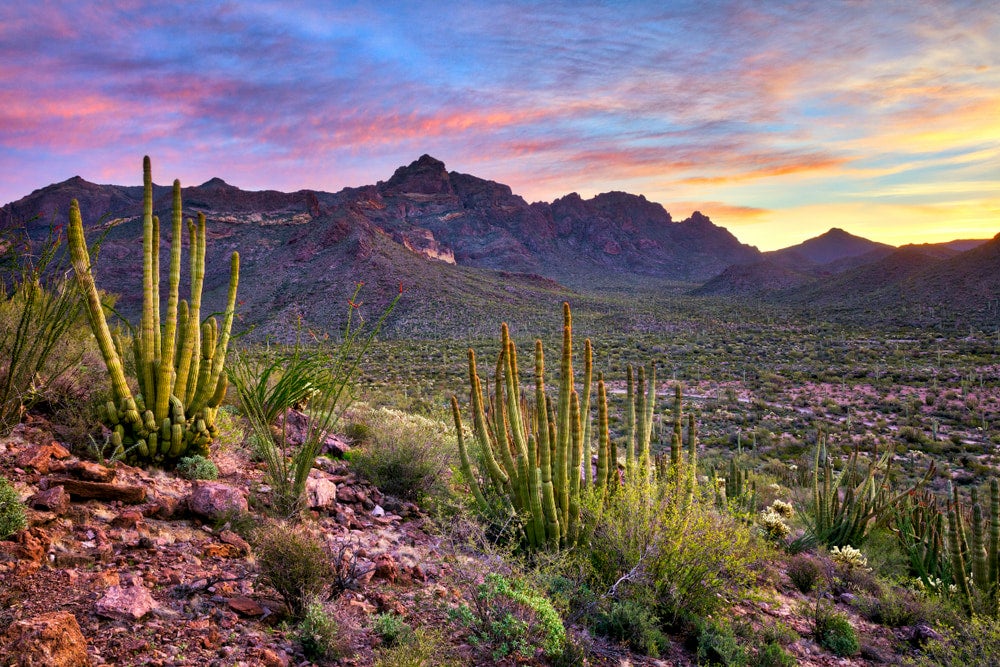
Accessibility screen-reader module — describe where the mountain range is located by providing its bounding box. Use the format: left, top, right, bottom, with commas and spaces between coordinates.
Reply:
2, 155, 996, 336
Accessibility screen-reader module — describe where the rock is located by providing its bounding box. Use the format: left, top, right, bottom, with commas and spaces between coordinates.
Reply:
900, 623, 943, 646
255, 647, 289, 667
28, 485, 70, 514
219, 530, 250, 555
65, 460, 116, 482
337, 486, 359, 504
4, 611, 92, 667
14, 527, 50, 563
227, 596, 265, 617
94, 584, 157, 620
371, 591, 406, 615
203, 543, 242, 559
372, 553, 398, 583
274, 409, 349, 458
17, 442, 71, 474
305, 472, 338, 510
111, 510, 143, 529
187, 481, 248, 520
371, 504, 385, 518
47, 478, 146, 503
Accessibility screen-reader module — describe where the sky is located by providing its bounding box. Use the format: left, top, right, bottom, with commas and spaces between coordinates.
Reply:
1, 1, 998, 251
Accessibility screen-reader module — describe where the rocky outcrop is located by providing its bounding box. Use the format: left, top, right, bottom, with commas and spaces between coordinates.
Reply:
4, 611, 92, 667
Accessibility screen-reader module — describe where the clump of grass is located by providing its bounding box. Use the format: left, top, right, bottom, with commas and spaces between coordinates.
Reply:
175, 455, 219, 480
298, 601, 347, 660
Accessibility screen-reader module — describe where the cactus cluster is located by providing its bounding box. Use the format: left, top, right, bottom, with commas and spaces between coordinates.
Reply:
946, 479, 1000, 615
67, 157, 239, 465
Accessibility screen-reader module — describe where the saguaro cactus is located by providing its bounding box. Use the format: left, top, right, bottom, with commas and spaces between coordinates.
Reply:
452, 303, 608, 551
67, 156, 239, 465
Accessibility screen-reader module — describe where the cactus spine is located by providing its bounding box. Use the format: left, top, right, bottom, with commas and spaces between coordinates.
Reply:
67, 156, 239, 465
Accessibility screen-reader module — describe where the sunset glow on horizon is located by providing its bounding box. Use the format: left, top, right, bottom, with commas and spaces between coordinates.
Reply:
2, 1, 997, 251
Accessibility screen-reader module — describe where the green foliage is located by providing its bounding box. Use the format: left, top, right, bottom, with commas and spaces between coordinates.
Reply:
813, 603, 860, 657
0, 225, 87, 436
450, 572, 565, 661
252, 521, 333, 619
67, 157, 240, 465
786, 554, 823, 594
372, 613, 413, 648
915, 614, 1000, 666
586, 467, 766, 623
297, 601, 345, 660
373, 627, 458, 667
592, 599, 670, 657
0, 476, 27, 539
756, 642, 796, 667
696, 618, 747, 666
229, 286, 397, 519
175, 454, 219, 480
350, 407, 454, 503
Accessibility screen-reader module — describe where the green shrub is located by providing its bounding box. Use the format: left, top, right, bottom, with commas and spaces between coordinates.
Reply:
917, 614, 1000, 666
786, 554, 823, 594
696, 618, 747, 666
373, 613, 413, 648
586, 467, 766, 622
175, 455, 219, 480
252, 521, 333, 619
0, 476, 27, 539
350, 407, 454, 503
298, 601, 345, 660
450, 573, 565, 661
814, 604, 859, 656
592, 599, 670, 657
856, 584, 936, 628
373, 627, 458, 667
343, 421, 372, 445
757, 641, 796, 667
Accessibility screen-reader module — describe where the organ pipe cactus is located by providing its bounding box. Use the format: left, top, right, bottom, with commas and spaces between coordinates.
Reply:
945, 478, 1000, 616
452, 302, 608, 551
67, 156, 239, 465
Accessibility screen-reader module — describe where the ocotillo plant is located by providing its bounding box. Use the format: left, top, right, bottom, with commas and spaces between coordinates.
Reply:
452, 302, 610, 551
67, 156, 239, 465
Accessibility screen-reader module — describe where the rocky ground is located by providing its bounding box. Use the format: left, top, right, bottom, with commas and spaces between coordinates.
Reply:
0, 414, 936, 666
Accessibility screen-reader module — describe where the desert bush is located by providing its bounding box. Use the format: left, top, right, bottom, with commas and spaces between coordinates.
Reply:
372, 612, 413, 648
175, 455, 219, 480
297, 601, 346, 660
915, 614, 1000, 666
450, 572, 565, 661
813, 602, 860, 656
373, 627, 458, 667
592, 599, 670, 657
252, 521, 333, 618
0, 476, 27, 539
757, 641, 796, 667
856, 584, 936, 627
350, 407, 454, 503
0, 226, 88, 436
696, 618, 747, 666
786, 554, 823, 594
585, 467, 766, 623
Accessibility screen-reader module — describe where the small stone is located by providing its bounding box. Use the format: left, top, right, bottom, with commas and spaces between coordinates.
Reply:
255, 647, 289, 667
95, 584, 157, 621
5, 611, 92, 667
336, 486, 358, 503
29, 485, 70, 514
371, 504, 385, 518
305, 472, 338, 510
17, 442, 71, 474
203, 543, 241, 559
219, 530, 251, 555
111, 511, 143, 529
372, 553, 398, 583
227, 596, 265, 617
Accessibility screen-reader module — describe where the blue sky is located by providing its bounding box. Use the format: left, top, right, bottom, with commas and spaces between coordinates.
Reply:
2, 1, 997, 249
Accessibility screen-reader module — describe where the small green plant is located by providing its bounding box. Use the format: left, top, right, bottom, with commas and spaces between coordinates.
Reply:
0, 476, 27, 539
373, 627, 458, 667
813, 602, 860, 656
372, 612, 413, 648
175, 454, 219, 480
85, 433, 139, 467
350, 407, 454, 502
450, 572, 565, 661
297, 601, 344, 660
592, 599, 670, 657
252, 521, 333, 619
696, 618, 747, 666
756, 641, 796, 667
230, 285, 398, 519
786, 554, 823, 594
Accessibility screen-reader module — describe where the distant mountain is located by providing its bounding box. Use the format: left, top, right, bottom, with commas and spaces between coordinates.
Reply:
0, 155, 760, 336
691, 261, 813, 296
766, 227, 892, 270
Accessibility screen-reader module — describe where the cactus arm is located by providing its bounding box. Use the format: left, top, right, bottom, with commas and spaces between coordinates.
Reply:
641, 364, 655, 472
452, 396, 488, 512
155, 181, 183, 422
67, 200, 134, 409
533, 341, 560, 547
567, 389, 582, 547
555, 302, 573, 533
625, 365, 636, 469
581, 339, 593, 486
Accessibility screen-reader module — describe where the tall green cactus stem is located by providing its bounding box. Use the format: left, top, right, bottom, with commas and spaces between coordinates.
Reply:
625, 365, 636, 470
66, 156, 239, 465
670, 384, 683, 470
452, 303, 613, 552
949, 505, 973, 613
581, 340, 593, 486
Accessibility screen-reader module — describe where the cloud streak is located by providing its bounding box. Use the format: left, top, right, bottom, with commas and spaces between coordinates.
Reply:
1, 1, 997, 248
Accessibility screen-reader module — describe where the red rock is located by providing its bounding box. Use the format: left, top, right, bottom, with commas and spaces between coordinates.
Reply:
227, 596, 265, 617
187, 481, 248, 520
219, 530, 250, 555
5, 611, 92, 667
410, 564, 427, 582
111, 510, 143, 529
14, 527, 50, 563
66, 460, 116, 482
372, 553, 398, 583
29, 485, 70, 514
47, 478, 146, 503
255, 647, 290, 667
203, 543, 241, 559
94, 584, 157, 620
17, 442, 71, 474
336, 486, 358, 503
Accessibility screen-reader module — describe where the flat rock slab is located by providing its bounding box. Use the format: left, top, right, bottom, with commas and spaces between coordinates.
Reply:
46, 478, 146, 504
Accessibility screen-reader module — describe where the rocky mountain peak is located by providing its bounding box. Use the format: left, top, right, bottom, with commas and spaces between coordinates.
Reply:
381, 154, 454, 196
198, 177, 233, 189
